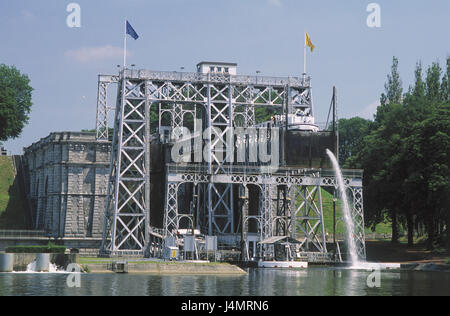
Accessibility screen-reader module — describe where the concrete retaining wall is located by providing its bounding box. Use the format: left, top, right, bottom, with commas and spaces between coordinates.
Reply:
84, 262, 246, 274
1, 253, 78, 271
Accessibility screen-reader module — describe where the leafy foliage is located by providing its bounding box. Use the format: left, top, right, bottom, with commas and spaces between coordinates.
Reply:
336, 117, 371, 168
0, 64, 33, 141
6, 243, 66, 253
342, 56, 450, 251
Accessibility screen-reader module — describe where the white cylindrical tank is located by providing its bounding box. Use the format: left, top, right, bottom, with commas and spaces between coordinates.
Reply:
0, 253, 14, 272
35, 253, 50, 272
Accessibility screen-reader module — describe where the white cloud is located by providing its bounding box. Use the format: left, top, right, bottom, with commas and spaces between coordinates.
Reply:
358, 100, 380, 120
268, 0, 282, 6
65, 45, 129, 64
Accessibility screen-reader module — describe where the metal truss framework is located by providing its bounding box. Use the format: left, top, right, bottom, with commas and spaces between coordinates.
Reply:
146, 69, 313, 239
99, 68, 366, 260
164, 167, 365, 259
101, 75, 150, 255
351, 187, 366, 259
96, 75, 119, 141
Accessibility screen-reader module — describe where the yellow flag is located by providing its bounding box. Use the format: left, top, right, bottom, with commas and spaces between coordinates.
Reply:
305, 32, 315, 52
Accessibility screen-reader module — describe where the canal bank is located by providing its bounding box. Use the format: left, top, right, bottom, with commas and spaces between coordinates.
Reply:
1, 252, 246, 274
78, 258, 247, 275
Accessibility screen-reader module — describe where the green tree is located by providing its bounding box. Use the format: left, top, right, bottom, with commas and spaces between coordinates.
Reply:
400, 64, 430, 246
406, 102, 450, 249
336, 117, 371, 168
440, 57, 449, 102
0, 64, 33, 142
425, 61, 442, 103
380, 56, 403, 108
410, 62, 426, 100
358, 57, 450, 249
359, 102, 406, 242
368, 56, 403, 242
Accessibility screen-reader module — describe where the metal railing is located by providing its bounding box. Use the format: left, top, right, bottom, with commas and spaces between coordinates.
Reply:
325, 233, 391, 242
166, 163, 363, 179
297, 252, 334, 263
321, 169, 364, 179
123, 69, 311, 88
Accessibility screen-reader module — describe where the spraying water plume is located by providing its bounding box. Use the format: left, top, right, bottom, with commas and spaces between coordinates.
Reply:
326, 149, 359, 266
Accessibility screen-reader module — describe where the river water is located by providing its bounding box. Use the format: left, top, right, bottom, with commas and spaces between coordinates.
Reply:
1, 267, 449, 296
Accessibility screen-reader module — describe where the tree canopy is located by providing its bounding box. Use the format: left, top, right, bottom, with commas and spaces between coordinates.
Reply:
336, 117, 371, 168
339, 56, 450, 252
0, 64, 33, 142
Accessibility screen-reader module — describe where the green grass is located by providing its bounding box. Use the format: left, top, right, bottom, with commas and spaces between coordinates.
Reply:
0, 156, 26, 228
0, 156, 15, 214
78, 257, 117, 264
295, 187, 392, 238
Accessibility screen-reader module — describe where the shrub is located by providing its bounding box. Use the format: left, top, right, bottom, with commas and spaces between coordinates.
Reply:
6, 243, 66, 254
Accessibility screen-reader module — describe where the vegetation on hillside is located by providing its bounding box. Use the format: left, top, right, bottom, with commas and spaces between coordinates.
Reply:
339, 56, 449, 252
316, 188, 391, 237
5, 243, 66, 253
0, 156, 27, 229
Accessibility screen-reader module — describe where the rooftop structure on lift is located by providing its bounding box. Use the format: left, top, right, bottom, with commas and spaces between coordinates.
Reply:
196, 61, 238, 75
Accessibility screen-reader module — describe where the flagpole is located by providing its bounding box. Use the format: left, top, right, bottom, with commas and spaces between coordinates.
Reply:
303, 43, 306, 75
123, 19, 127, 69
303, 32, 307, 80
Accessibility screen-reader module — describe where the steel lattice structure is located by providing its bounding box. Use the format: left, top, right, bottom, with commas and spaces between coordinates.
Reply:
98, 68, 366, 261
96, 75, 119, 141
100, 74, 151, 255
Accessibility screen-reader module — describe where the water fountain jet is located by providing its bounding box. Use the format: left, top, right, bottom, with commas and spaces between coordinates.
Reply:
326, 149, 359, 266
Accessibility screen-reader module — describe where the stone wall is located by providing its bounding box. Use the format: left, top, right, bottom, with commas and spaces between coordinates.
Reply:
23, 132, 111, 239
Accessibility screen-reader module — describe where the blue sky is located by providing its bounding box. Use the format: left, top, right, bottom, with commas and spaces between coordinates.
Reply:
1, 0, 449, 153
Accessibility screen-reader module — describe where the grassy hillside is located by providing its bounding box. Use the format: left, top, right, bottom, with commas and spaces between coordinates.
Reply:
0, 156, 27, 228
296, 187, 391, 238
0, 156, 15, 213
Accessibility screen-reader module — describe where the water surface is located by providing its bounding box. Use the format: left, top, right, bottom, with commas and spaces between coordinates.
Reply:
0, 268, 449, 296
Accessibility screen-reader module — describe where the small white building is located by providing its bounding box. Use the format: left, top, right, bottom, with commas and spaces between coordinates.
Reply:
196, 61, 237, 75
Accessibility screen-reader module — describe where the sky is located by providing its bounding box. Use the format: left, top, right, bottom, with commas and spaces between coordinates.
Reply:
1, 0, 449, 154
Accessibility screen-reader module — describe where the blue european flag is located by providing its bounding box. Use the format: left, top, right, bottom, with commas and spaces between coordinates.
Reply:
126, 21, 139, 40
